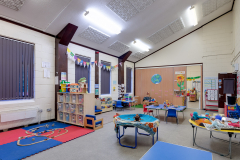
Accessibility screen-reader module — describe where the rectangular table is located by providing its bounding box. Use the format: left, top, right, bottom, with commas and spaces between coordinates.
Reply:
146, 104, 186, 121
113, 100, 136, 110
140, 141, 212, 160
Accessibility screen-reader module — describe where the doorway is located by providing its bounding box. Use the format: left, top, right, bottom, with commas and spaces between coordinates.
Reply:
187, 65, 202, 109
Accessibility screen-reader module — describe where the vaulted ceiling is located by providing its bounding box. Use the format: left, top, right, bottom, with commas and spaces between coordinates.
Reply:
0, 0, 234, 62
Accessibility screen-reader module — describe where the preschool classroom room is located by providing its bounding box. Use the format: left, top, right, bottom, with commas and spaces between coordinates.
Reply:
0, 0, 240, 160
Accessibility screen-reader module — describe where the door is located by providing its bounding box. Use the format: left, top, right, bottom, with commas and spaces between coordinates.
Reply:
218, 73, 237, 113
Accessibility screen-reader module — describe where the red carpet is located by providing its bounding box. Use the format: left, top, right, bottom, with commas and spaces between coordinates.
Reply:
0, 129, 26, 145
52, 126, 94, 142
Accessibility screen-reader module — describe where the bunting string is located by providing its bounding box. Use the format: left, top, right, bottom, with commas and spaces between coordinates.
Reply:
66, 48, 123, 71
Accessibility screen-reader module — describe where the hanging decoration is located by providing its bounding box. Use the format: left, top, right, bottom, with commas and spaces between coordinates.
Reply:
66, 48, 123, 72
187, 76, 201, 81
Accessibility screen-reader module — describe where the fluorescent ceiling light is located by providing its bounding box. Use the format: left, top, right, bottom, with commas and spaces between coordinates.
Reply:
84, 10, 121, 35
132, 40, 150, 52
188, 6, 198, 26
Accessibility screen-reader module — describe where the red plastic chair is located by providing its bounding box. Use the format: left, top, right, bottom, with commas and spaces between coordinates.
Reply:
143, 104, 153, 116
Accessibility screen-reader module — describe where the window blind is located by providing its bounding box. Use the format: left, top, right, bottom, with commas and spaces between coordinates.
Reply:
126, 67, 132, 93
101, 61, 111, 94
75, 55, 90, 92
0, 36, 34, 100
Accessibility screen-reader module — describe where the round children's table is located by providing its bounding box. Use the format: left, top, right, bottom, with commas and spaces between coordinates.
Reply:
189, 119, 240, 159
114, 114, 160, 148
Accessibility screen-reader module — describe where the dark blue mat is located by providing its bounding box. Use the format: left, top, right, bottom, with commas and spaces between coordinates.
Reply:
0, 139, 62, 160
22, 121, 71, 132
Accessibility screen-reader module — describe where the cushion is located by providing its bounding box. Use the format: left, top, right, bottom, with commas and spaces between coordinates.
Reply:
95, 121, 102, 125
86, 115, 96, 125
95, 109, 102, 112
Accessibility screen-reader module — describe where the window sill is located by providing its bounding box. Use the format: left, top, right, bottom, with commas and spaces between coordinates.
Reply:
0, 99, 35, 105
101, 94, 111, 97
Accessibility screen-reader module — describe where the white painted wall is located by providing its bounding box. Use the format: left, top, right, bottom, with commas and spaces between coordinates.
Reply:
136, 12, 234, 113
0, 20, 55, 130
67, 43, 95, 93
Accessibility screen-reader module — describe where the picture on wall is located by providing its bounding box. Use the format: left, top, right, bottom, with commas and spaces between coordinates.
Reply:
151, 74, 162, 84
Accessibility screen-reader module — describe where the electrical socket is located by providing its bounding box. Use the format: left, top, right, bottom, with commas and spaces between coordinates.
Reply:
47, 108, 52, 112
38, 109, 43, 113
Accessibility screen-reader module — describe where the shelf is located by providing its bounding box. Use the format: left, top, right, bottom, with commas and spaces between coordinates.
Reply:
206, 105, 218, 107
206, 100, 218, 101
174, 90, 186, 92
58, 111, 83, 115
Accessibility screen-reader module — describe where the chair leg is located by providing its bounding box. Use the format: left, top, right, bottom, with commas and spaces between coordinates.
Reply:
166, 117, 167, 124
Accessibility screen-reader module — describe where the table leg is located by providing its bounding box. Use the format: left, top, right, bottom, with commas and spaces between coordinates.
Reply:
118, 126, 137, 148
192, 124, 234, 158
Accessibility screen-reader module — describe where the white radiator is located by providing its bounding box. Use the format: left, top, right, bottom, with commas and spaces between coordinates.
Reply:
0, 107, 38, 122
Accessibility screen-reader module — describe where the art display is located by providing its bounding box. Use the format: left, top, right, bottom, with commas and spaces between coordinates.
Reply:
151, 74, 162, 84
176, 74, 185, 91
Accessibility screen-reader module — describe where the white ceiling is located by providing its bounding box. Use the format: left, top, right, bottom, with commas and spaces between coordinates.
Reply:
0, 0, 233, 62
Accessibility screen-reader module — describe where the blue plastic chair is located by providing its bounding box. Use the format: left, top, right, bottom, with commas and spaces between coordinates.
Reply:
228, 104, 240, 119
166, 109, 178, 124
95, 106, 102, 114
84, 115, 103, 130
116, 101, 124, 111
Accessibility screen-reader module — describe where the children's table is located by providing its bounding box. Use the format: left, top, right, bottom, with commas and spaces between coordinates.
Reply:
189, 119, 240, 159
146, 104, 186, 121
140, 141, 212, 160
113, 100, 136, 110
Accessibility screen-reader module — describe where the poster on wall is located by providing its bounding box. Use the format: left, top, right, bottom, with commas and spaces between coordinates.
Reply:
237, 72, 240, 95
175, 71, 185, 74
118, 84, 124, 98
61, 72, 66, 80
204, 77, 218, 91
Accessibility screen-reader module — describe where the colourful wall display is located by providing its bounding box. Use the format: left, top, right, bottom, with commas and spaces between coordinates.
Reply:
151, 74, 162, 84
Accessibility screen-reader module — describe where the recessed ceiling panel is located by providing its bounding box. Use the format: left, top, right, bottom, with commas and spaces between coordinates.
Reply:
131, 52, 145, 59
158, 26, 174, 39
108, 41, 130, 53
79, 27, 110, 44
106, 0, 139, 21
169, 18, 184, 33
217, 0, 231, 8
202, 0, 217, 17
129, 0, 154, 12
0, 0, 24, 11
147, 31, 164, 44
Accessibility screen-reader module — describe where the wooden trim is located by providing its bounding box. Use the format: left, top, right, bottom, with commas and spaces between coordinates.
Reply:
95, 52, 99, 98
231, 0, 235, 11
135, 9, 233, 63
135, 63, 203, 69
134, 63, 135, 96
201, 65, 203, 110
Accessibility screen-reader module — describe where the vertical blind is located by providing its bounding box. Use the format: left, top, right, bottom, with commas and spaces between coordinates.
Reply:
0, 36, 34, 101
101, 61, 111, 94
75, 55, 90, 92
126, 67, 132, 93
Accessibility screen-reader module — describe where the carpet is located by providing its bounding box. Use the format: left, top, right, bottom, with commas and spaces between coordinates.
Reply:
0, 121, 94, 160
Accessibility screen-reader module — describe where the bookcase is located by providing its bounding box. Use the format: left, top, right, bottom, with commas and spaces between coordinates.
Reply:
57, 92, 95, 126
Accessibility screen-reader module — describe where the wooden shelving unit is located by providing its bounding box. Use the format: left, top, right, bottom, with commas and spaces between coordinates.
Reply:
57, 92, 95, 126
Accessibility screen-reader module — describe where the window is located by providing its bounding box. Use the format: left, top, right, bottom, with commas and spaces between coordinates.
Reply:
75, 55, 90, 92
126, 67, 132, 93
0, 36, 34, 100
101, 61, 111, 94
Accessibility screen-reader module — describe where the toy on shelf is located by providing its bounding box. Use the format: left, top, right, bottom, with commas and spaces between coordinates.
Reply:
60, 80, 70, 92
78, 77, 88, 93
70, 104, 76, 113
70, 83, 80, 93
65, 104, 70, 112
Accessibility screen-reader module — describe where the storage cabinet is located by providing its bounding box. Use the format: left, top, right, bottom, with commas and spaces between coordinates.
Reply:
57, 92, 95, 126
